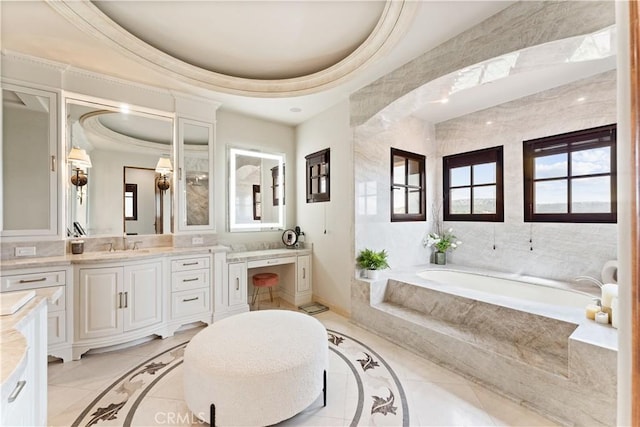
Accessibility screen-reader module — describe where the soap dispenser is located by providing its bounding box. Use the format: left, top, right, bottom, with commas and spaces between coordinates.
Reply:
586, 298, 602, 320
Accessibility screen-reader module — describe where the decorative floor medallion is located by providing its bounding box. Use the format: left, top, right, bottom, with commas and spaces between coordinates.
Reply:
71, 329, 408, 426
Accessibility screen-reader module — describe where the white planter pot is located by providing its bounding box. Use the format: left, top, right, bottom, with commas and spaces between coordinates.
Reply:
366, 269, 380, 280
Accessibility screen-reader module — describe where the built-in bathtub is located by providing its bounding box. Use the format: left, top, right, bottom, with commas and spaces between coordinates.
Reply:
351, 265, 618, 426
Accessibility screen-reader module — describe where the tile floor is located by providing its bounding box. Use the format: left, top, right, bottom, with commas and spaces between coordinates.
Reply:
47, 308, 559, 426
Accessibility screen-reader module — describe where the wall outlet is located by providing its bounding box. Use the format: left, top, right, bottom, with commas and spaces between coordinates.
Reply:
192, 237, 204, 245
15, 246, 36, 257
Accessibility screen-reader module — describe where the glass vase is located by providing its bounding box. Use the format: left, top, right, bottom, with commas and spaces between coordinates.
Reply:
434, 251, 447, 265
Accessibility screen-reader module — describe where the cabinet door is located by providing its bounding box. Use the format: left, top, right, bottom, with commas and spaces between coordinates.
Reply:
2, 84, 59, 238
77, 267, 122, 339
228, 262, 247, 307
297, 255, 311, 293
123, 262, 162, 332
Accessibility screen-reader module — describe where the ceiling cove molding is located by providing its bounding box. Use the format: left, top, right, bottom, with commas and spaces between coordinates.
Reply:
45, 0, 417, 97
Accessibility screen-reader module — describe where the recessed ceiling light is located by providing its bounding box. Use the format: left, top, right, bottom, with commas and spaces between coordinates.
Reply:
440, 98, 449, 104
289, 107, 302, 113
577, 97, 586, 102
486, 121, 493, 125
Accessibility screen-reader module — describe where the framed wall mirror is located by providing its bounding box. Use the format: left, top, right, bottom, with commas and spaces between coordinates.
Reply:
2, 83, 58, 238
229, 147, 285, 232
66, 98, 174, 237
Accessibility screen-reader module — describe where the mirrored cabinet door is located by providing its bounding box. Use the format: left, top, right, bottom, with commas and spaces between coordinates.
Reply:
177, 118, 214, 232
2, 84, 59, 237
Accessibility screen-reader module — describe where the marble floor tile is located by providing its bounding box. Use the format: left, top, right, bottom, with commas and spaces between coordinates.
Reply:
47, 309, 555, 427
470, 384, 559, 427
403, 379, 496, 426
48, 352, 149, 391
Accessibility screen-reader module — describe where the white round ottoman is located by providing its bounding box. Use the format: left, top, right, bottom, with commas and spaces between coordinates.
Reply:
183, 310, 328, 426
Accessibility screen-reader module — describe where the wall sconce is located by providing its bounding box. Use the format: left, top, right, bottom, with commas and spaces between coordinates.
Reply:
68, 147, 92, 204
155, 156, 173, 192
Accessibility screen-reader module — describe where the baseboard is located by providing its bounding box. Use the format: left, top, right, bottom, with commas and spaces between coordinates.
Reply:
312, 294, 350, 319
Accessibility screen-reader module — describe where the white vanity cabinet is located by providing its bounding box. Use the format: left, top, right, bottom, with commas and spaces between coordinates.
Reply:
73, 260, 163, 359
227, 262, 248, 309
0, 267, 72, 362
296, 254, 311, 294
168, 255, 212, 333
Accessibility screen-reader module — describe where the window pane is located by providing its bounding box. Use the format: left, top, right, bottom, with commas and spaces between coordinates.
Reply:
572, 176, 611, 213
571, 147, 611, 176
393, 188, 405, 214
408, 189, 421, 214
393, 156, 405, 185
450, 166, 470, 187
319, 177, 327, 193
408, 159, 421, 186
124, 194, 133, 218
319, 162, 328, 175
450, 188, 470, 214
534, 180, 567, 213
311, 177, 319, 194
473, 162, 496, 185
473, 185, 496, 214
534, 153, 567, 179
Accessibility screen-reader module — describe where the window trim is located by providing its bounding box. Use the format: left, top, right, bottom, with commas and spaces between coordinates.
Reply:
390, 148, 426, 222
305, 148, 330, 203
523, 124, 617, 223
443, 146, 504, 222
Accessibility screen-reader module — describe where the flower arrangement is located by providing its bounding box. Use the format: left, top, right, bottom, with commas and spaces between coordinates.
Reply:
423, 228, 462, 253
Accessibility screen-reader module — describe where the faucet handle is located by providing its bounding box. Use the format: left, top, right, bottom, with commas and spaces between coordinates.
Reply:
106, 242, 114, 252
133, 241, 143, 250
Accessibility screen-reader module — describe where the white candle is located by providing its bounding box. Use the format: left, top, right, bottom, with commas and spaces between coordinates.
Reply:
601, 283, 618, 308
595, 311, 609, 324
611, 296, 619, 329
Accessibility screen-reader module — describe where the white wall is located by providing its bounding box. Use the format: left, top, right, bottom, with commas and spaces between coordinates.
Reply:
435, 70, 617, 282
215, 109, 296, 247
296, 100, 353, 315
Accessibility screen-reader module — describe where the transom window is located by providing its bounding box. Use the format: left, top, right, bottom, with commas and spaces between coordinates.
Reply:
390, 148, 426, 222
523, 124, 617, 223
443, 146, 504, 222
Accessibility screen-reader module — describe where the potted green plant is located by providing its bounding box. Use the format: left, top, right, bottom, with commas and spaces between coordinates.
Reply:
356, 248, 390, 279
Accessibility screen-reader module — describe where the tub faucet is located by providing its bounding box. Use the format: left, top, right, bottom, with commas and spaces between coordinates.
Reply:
574, 275, 603, 289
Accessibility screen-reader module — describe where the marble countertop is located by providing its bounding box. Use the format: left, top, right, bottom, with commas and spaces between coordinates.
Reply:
227, 247, 312, 262
1, 286, 63, 401
0, 245, 230, 271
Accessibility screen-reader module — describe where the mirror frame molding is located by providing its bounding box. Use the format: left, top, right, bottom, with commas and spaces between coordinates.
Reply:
228, 147, 285, 232
63, 92, 175, 238
177, 117, 215, 233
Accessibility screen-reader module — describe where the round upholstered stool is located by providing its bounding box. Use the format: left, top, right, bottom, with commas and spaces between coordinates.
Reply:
183, 310, 328, 426
251, 272, 279, 307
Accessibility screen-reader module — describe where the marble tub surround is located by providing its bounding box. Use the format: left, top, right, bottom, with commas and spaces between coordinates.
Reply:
352, 269, 617, 426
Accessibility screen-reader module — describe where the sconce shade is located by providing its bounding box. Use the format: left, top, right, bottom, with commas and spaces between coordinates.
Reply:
155, 157, 173, 175
68, 147, 92, 168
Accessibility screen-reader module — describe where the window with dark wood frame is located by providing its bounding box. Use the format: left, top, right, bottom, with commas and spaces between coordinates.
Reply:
443, 146, 504, 222
391, 148, 426, 222
305, 148, 330, 203
523, 124, 617, 223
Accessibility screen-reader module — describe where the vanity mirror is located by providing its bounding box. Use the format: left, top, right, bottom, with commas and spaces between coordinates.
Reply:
229, 148, 285, 231
65, 98, 174, 237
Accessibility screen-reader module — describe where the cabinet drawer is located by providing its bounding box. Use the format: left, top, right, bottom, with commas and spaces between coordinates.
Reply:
171, 289, 210, 319
171, 270, 209, 292
171, 257, 210, 272
1, 270, 66, 292
247, 256, 296, 269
